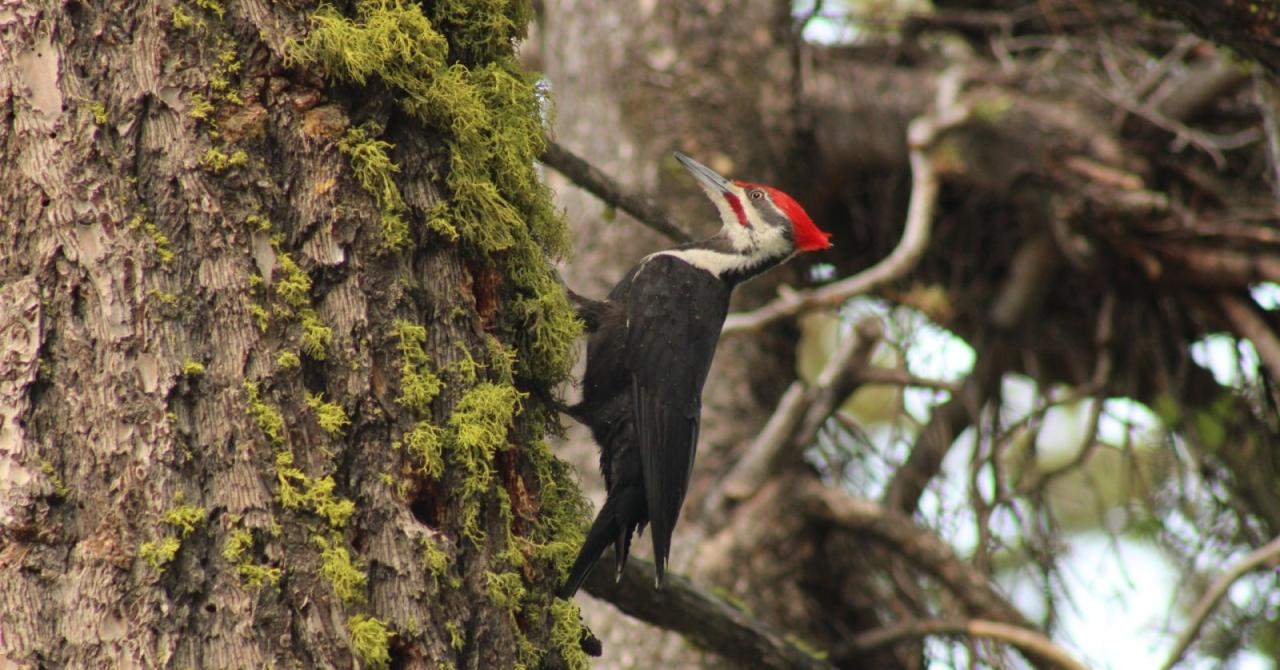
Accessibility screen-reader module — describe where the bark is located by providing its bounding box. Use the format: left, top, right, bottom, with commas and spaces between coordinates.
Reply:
2, 1, 583, 668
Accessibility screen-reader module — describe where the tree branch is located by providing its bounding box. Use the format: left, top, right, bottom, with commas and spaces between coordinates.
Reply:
1217, 292, 1280, 383
581, 553, 836, 670
883, 233, 1063, 514
703, 318, 883, 518
834, 618, 1090, 670
722, 65, 973, 335
540, 140, 694, 243
1160, 534, 1280, 670
803, 482, 1033, 630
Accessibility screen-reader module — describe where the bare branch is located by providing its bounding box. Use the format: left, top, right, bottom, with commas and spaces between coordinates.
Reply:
1217, 293, 1280, 383
581, 553, 836, 670
540, 141, 694, 243
722, 65, 974, 335
834, 618, 1090, 670
1160, 534, 1280, 670
803, 482, 1032, 628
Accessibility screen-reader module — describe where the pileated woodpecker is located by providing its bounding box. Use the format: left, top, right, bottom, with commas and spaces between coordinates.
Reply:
559, 152, 832, 598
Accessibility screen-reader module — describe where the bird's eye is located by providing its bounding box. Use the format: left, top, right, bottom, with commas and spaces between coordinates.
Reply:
749, 189, 764, 200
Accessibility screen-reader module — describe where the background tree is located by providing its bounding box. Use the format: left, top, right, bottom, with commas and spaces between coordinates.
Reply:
539, 0, 1280, 668
1, 0, 591, 668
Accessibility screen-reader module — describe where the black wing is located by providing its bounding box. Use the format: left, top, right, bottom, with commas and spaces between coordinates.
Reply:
624, 255, 730, 583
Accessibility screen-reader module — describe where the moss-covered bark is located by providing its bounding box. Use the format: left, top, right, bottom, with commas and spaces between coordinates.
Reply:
0, 0, 588, 667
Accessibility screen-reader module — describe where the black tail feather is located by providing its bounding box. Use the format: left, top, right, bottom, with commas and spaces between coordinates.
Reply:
559, 487, 644, 598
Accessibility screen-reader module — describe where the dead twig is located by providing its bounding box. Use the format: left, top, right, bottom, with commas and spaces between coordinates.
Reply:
540, 140, 694, 243
1160, 534, 1280, 670
834, 618, 1091, 670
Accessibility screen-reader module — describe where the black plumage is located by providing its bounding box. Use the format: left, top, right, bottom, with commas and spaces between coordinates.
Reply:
560, 257, 730, 597
557, 152, 831, 599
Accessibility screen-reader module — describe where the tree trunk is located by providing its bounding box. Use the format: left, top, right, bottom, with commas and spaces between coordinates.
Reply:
1, 1, 587, 668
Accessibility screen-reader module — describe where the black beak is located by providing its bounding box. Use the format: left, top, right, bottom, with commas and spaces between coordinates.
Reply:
675, 152, 734, 194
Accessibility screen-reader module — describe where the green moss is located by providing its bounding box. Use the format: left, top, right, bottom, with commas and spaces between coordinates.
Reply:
275, 253, 312, 310
522, 440, 590, 578
247, 302, 271, 331
163, 504, 208, 538
223, 528, 253, 562
200, 147, 248, 172
193, 0, 223, 19
130, 220, 175, 264
188, 93, 215, 122
140, 537, 181, 572
149, 288, 180, 309
404, 420, 444, 478
315, 534, 367, 603
485, 570, 525, 616
244, 381, 287, 446
393, 319, 443, 413
445, 620, 464, 650
245, 214, 272, 231
449, 382, 523, 544
171, 5, 200, 30
224, 529, 282, 588
86, 101, 108, 125
550, 600, 590, 670
275, 451, 356, 527
347, 615, 392, 670
289, 0, 580, 389
276, 351, 302, 370
181, 360, 206, 377
39, 459, 69, 497
783, 634, 830, 660
300, 309, 332, 360
306, 392, 351, 436
338, 123, 423, 249
238, 562, 283, 588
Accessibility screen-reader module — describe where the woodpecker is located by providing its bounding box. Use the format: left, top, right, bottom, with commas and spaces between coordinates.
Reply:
558, 152, 832, 598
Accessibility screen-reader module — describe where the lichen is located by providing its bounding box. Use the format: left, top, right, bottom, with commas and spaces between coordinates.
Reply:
300, 309, 332, 360
288, 0, 580, 389
86, 101, 108, 125
316, 534, 367, 603
244, 381, 287, 446
450, 382, 523, 544
276, 351, 301, 370
274, 252, 312, 311
223, 529, 282, 589
200, 147, 248, 172
306, 392, 351, 436
347, 615, 393, 670
275, 451, 356, 527
549, 600, 590, 670
337, 122, 434, 249
139, 537, 181, 572
445, 620, 464, 650
393, 319, 443, 414
485, 570, 525, 616
181, 360, 206, 377
192, 0, 223, 19
163, 504, 208, 538
403, 420, 444, 478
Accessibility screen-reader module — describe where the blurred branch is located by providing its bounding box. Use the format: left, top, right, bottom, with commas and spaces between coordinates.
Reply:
582, 552, 836, 670
883, 235, 1062, 514
703, 318, 883, 518
833, 618, 1090, 670
540, 140, 694, 243
722, 65, 974, 335
1160, 534, 1280, 670
1217, 293, 1280, 382
802, 483, 1043, 641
